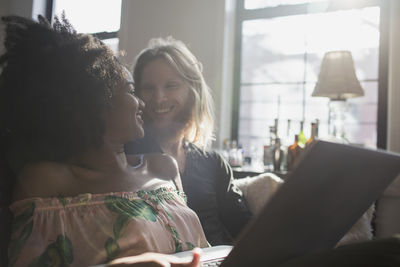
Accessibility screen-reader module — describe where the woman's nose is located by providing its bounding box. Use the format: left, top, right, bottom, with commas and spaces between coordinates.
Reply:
154, 88, 167, 103
136, 96, 145, 108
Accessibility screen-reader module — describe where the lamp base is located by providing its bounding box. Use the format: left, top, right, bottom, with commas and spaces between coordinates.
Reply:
328, 99, 349, 143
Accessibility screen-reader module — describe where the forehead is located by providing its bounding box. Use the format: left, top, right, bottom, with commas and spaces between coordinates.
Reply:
112, 66, 133, 97
141, 58, 180, 81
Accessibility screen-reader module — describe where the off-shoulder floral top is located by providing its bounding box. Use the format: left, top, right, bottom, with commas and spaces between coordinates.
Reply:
8, 185, 209, 267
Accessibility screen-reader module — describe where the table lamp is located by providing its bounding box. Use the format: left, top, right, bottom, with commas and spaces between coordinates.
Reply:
312, 50, 364, 142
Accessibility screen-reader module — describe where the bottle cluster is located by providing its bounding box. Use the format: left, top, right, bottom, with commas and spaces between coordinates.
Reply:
264, 119, 320, 172
221, 139, 244, 167
220, 119, 319, 172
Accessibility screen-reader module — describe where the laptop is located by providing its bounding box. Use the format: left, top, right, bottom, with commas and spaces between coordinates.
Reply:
174, 140, 400, 266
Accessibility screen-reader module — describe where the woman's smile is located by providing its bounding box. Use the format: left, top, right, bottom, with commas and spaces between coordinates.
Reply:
153, 105, 174, 115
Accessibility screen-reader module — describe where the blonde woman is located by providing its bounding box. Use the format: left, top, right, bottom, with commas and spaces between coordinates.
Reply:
125, 37, 252, 245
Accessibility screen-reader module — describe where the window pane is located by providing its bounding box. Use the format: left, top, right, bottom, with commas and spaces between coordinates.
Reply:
54, 0, 122, 33
245, 0, 325, 9
304, 7, 380, 81
241, 7, 380, 83
242, 16, 307, 84
239, 6, 380, 152
102, 38, 119, 53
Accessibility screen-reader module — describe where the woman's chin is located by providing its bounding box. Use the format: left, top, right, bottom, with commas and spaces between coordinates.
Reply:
136, 129, 145, 140
127, 129, 145, 142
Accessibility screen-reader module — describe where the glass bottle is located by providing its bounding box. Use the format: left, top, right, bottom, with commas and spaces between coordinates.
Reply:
273, 137, 284, 172
236, 143, 244, 167
306, 121, 319, 147
280, 119, 292, 171
287, 134, 303, 171
263, 126, 276, 170
274, 118, 279, 139
285, 119, 292, 146
221, 139, 230, 161
229, 140, 241, 167
298, 121, 307, 148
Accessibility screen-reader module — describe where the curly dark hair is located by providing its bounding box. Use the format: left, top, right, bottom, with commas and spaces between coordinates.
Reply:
0, 15, 126, 173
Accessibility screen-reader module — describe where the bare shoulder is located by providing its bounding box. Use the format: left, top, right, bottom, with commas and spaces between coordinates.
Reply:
144, 153, 179, 181
13, 161, 71, 201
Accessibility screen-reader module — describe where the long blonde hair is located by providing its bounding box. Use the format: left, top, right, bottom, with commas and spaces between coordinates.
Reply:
133, 37, 215, 149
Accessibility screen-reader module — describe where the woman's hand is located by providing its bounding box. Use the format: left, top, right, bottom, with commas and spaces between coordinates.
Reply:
107, 248, 202, 267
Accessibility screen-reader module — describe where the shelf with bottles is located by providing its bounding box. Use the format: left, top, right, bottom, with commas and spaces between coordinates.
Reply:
262, 118, 320, 173
227, 118, 321, 180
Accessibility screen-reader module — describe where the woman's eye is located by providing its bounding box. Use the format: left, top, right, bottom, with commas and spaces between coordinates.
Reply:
166, 83, 179, 89
126, 82, 135, 95
141, 84, 154, 91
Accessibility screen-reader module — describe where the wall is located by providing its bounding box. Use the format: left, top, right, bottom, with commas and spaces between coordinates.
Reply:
118, 0, 232, 148
0, 0, 42, 55
0, 0, 10, 17
388, 0, 400, 154
375, 0, 400, 239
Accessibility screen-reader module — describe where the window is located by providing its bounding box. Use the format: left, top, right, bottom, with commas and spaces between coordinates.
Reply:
233, 0, 387, 154
245, 0, 325, 9
52, 0, 122, 51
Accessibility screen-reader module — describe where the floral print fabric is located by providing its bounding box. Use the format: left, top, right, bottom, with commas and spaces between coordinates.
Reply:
8, 185, 209, 267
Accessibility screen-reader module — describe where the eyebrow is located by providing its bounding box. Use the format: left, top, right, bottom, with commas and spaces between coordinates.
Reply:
167, 78, 182, 83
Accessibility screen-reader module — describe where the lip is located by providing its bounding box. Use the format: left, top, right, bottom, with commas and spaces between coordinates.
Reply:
152, 105, 174, 116
136, 110, 144, 124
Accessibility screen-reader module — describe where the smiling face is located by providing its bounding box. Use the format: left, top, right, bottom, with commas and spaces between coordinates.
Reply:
137, 58, 192, 136
104, 68, 145, 144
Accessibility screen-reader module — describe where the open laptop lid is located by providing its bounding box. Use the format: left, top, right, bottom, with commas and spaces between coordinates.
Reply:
222, 140, 400, 267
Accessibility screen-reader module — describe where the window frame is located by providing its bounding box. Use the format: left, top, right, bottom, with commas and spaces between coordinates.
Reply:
232, 0, 389, 149
46, 0, 119, 40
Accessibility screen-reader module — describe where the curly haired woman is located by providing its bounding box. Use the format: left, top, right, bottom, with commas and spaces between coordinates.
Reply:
0, 15, 207, 267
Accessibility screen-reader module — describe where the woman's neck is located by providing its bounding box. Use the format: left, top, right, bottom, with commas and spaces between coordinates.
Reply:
158, 135, 185, 157
69, 143, 128, 173
156, 134, 187, 173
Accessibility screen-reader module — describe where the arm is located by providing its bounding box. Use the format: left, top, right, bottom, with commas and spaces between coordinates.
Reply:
214, 152, 252, 239
107, 248, 202, 267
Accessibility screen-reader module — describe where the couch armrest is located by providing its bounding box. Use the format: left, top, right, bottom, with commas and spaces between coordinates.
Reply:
233, 172, 283, 215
